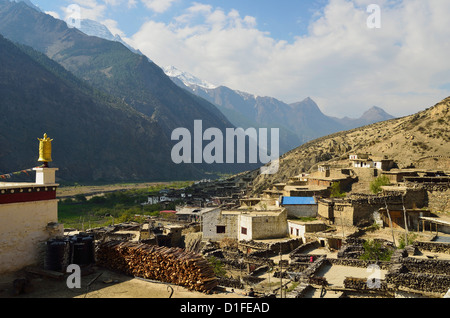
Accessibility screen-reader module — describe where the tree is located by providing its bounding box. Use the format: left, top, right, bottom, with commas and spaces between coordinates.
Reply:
74, 194, 87, 202
370, 175, 391, 194
360, 239, 393, 261
330, 182, 346, 198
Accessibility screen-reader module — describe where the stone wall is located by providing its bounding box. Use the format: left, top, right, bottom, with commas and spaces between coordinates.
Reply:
384, 256, 450, 295
239, 210, 287, 240
403, 182, 450, 213
202, 208, 235, 241
336, 237, 365, 259
414, 241, 450, 254
317, 200, 333, 222
401, 257, 450, 275
289, 241, 321, 259
426, 187, 450, 213
343, 277, 388, 291
283, 204, 318, 218
318, 191, 426, 227
328, 258, 391, 270
238, 238, 301, 259
385, 271, 450, 294
298, 255, 327, 283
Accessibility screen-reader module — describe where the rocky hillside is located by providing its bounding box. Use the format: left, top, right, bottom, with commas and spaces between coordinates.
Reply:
250, 96, 450, 194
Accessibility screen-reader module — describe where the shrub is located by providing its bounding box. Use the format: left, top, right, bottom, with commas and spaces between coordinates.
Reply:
208, 256, 226, 277
360, 239, 393, 261
370, 175, 390, 194
330, 182, 346, 198
398, 232, 418, 249
74, 194, 87, 202
89, 195, 107, 204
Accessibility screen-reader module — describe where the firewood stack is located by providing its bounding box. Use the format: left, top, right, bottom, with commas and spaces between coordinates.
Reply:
96, 241, 218, 292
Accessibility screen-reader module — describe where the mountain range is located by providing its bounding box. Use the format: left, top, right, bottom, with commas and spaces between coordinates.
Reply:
31, 10, 395, 154
250, 96, 450, 195
0, 0, 260, 182
164, 66, 395, 153
0, 0, 399, 183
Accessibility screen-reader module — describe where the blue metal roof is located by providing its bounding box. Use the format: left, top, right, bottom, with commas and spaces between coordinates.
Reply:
281, 196, 316, 205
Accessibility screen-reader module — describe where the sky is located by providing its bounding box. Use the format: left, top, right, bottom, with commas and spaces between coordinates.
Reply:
30, 0, 450, 118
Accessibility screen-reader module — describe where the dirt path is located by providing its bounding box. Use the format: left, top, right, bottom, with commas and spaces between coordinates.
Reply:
0, 268, 247, 299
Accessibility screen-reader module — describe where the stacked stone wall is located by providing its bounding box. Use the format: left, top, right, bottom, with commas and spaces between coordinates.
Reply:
343, 277, 388, 291
385, 271, 450, 294
328, 258, 391, 270
413, 241, 450, 254
384, 256, 450, 294
401, 257, 450, 275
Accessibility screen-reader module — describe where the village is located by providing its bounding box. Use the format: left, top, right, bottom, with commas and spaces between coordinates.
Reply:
1, 147, 450, 299
130, 152, 450, 298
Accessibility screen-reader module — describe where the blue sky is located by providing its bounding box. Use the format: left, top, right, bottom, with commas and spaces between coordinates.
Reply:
30, 0, 450, 118
33, 0, 328, 42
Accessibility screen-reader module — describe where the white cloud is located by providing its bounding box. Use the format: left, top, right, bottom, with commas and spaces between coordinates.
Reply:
128, 0, 450, 117
127, 0, 138, 8
61, 0, 127, 41
103, 0, 124, 5
45, 11, 60, 19
141, 0, 177, 13
62, 0, 107, 21
101, 18, 126, 37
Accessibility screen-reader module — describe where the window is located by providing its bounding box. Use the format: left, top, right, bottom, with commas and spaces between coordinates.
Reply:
241, 227, 247, 235
216, 225, 225, 234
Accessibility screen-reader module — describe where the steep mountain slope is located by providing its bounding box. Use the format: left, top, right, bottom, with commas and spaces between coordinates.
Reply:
0, 0, 261, 177
76, 19, 142, 55
164, 66, 216, 89
250, 96, 450, 194
0, 34, 203, 182
0, 0, 232, 139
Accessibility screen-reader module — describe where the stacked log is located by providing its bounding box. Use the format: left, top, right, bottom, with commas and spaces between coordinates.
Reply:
96, 241, 218, 292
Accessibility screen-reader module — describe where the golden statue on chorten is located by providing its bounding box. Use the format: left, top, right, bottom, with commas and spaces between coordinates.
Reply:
38, 133, 53, 166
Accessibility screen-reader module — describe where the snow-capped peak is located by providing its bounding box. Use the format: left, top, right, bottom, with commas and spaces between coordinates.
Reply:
163, 66, 217, 89
76, 19, 143, 56
235, 89, 258, 100
77, 19, 117, 42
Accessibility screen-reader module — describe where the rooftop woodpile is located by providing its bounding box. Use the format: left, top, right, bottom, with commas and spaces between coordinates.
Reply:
96, 241, 218, 292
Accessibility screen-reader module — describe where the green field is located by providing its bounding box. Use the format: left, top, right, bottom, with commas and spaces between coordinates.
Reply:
57, 181, 193, 229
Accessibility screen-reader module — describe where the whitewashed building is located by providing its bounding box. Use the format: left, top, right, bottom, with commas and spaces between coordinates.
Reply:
201, 208, 288, 241
0, 167, 63, 274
